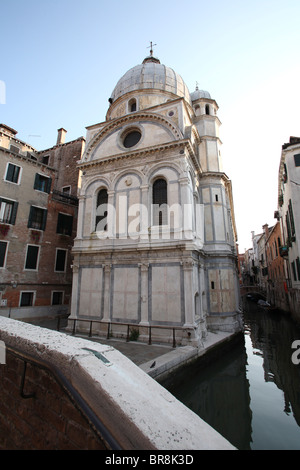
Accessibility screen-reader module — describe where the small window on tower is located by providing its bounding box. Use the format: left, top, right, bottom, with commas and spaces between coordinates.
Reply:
128, 98, 137, 112
205, 104, 210, 115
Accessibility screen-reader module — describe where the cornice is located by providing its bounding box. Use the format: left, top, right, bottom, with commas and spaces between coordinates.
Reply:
78, 140, 195, 171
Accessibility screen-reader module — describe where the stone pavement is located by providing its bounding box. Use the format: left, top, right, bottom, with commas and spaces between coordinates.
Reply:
87, 336, 174, 366
23, 315, 239, 380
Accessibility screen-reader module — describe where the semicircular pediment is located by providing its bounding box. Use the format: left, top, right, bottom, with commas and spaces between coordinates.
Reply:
82, 112, 184, 163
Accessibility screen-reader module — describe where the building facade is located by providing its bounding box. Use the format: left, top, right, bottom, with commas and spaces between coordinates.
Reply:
264, 221, 288, 312
278, 136, 300, 319
70, 54, 242, 346
0, 124, 85, 318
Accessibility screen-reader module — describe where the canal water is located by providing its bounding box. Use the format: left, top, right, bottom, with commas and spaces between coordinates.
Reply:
163, 300, 300, 450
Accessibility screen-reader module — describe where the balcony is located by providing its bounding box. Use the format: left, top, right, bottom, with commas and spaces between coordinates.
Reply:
279, 245, 289, 258
52, 189, 78, 206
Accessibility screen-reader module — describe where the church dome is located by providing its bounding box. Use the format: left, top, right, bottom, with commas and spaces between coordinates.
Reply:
190, 88, 211, 101
110, 56, 191, 105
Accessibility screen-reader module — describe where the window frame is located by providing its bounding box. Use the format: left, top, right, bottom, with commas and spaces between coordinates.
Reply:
51, 290, 64, 305
28, 205, 47, 231
56, 212, 73, 236
54, 248, 67, 273
24, 244, 40, 271
4, 162, 22, 185
0, 197, 18, 225
0, 240, 9, 268
294, 154, 300, 167
19, 291, 36, 307
34, 172, 52, 193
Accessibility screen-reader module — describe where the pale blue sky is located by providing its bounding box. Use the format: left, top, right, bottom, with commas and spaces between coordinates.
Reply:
1, 0, 300, 250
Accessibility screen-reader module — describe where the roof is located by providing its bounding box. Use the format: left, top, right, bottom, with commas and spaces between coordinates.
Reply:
110, 57, 191, 105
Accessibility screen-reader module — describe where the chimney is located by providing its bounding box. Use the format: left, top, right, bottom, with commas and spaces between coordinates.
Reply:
56, 128, 67, 145
262, 224, 269, 238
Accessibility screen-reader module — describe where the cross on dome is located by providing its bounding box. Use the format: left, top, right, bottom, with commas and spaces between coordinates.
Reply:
147, 41, 157, 57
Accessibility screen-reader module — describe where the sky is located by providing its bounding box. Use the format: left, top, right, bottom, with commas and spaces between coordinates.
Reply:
1, 0, 300, 251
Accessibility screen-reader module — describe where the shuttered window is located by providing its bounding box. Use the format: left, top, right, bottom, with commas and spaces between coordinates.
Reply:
0, 198, 18, 224
5, 163, 21, 184
28, 206, 47, 231
34, 173, 51, 193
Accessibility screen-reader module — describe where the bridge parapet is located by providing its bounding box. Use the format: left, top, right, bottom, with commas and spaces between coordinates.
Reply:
0, 316, 235, 450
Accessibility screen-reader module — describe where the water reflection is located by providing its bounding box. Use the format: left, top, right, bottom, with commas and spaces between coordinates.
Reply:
162, 300, 300, 450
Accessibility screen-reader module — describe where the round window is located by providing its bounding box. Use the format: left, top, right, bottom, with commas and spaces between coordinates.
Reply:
123, 130, 141, 148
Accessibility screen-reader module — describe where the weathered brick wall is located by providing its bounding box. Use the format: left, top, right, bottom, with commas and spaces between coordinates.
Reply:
0, 351, 108, 450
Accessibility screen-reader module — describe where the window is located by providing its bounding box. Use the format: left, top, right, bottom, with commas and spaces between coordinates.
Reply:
5, 163, 21, 184
62, 186, 71, 195
56, 213, 73, 236
123, 130, 141, 148
0, 241, 8, 268
152, 178, 168, 225
55, 249, 67, 272
20, 292, 35, 307
9, 145, 20, 154
34, 173, 51, 193
25, 245, 40, 270
52, 291, 64, 305
0, 198, 18, 224
288, 200, 296, 239
28, 206, 47, 231
294, 154, 300, 167
205, 104, 210, 115
41, 155, 49, 165
128, 98, 137, 112
296, 258, 300, 281
95, 189, 108, 231
291, 261, 297, 282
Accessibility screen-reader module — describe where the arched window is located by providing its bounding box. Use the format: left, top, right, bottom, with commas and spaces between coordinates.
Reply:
205, 104, 210, 115
95, 188, 108, 231
128, 98, 137, 113
152, 178, 167, 226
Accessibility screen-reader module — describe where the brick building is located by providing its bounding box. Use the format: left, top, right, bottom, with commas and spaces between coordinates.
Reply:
264, 222, 288, 312
0, 124, 85, 319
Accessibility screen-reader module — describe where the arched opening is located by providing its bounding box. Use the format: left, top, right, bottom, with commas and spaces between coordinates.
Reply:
95, 188, 108, 231
152, 178, 168, 226
128, 98, 137, 113
205, 104, 210, 115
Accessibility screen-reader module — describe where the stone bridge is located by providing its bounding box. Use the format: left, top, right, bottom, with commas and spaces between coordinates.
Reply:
240, 285, 266, 298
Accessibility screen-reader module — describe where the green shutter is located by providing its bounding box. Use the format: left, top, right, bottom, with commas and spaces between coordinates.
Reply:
28, 206, 33, 228
34, 173, 39, 190
10, 201, 18, 225
41, 209, 47, 231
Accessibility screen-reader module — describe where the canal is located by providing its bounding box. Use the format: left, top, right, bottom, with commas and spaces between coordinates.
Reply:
162, 299, 300, 450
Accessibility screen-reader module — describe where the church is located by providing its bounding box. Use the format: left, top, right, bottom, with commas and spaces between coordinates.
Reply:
69, 48, 242, 347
